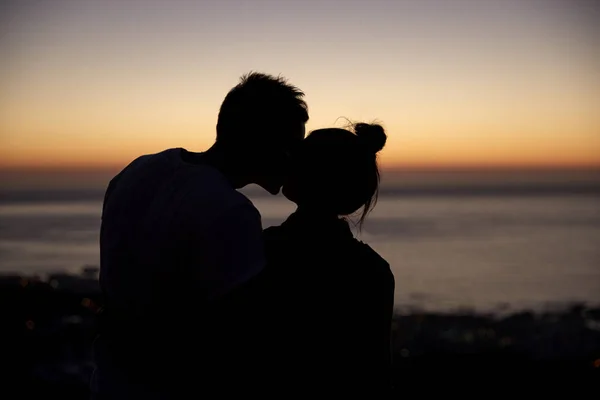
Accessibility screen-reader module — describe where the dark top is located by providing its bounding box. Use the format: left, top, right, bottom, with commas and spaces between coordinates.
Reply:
93, 207, 395, 396
92, 150, 266, 398
256, 210, 396, 394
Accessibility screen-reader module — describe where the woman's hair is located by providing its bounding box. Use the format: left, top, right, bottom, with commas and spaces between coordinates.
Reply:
288, 122, 387, 228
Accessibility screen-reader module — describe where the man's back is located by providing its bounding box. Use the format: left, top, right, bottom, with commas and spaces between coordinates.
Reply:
92, 148, 266, 398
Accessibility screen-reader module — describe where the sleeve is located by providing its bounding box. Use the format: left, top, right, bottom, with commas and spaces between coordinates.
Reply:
202, 201, 267, 300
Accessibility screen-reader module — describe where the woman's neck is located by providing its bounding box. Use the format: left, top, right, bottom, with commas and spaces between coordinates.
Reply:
285, 206, 353, 239
293, 206, 339, 221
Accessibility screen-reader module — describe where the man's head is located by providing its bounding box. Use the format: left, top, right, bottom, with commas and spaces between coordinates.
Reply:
216, 72, 308, 194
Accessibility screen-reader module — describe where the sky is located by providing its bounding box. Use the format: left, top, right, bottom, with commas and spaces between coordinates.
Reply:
1, 0, 599, 170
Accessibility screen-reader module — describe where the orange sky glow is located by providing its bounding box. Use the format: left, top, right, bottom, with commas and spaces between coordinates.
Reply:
1, 0, 599, 170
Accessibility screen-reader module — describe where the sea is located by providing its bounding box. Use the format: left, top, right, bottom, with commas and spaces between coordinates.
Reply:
1, 169, 599, 313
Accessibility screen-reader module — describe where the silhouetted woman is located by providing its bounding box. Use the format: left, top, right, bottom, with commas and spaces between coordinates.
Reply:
260, 123, 395, 394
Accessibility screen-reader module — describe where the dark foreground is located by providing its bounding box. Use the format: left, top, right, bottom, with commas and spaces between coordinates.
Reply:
1, 269, 599, 398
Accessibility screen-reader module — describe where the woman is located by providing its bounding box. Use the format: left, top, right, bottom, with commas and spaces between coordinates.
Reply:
260, 122, 395, 393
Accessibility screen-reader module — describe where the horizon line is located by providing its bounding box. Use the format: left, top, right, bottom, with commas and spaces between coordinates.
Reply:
1, 163, 600, 173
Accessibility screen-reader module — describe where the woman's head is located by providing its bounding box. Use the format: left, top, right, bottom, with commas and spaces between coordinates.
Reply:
282, 122, 387, 226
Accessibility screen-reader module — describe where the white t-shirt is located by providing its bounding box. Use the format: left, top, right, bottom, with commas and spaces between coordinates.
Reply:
99, 148, 265, 314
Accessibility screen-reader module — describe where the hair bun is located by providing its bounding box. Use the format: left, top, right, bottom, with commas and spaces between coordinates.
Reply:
354, 123, 387, 154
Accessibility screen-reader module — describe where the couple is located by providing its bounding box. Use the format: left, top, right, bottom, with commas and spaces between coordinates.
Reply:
91, 72, 395, 398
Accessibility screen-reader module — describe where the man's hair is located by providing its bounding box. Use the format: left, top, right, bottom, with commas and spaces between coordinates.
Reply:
216, 72, 309, 145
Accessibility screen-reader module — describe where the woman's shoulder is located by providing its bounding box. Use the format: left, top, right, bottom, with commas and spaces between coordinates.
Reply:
263, 225, 281, 237
351, 240, 394, 280
262, 225, 296, 264
262, 225, 287, 248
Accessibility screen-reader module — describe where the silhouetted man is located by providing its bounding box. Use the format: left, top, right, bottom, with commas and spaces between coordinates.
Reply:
91, 72, 308, 399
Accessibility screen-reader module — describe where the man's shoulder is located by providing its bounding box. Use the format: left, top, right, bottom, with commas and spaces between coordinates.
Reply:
112, 148, 260, 224
111, 148, 179, 179
127, 148, 252, 213
186, 170, 256, 209
180, 172, 260, 229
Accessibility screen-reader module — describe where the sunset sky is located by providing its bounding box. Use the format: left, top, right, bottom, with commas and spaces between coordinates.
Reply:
1, 0, 599, 170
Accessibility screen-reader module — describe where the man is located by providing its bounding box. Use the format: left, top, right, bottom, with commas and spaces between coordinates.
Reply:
91, 72, 308, 399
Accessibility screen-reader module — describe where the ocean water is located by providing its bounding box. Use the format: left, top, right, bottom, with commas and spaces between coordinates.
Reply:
1, 185, 599, 313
